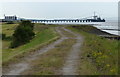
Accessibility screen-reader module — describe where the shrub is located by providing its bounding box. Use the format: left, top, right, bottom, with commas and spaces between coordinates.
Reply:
10, 20, 35, 48
6, 21, 14, 24
2, 34, 6, 40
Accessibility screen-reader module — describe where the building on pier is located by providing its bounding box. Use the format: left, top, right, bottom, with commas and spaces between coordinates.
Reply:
4, 14, 17, 21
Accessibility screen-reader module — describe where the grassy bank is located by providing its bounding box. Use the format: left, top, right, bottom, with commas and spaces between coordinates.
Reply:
2, 23, 59, 64
67, 25, 118, 75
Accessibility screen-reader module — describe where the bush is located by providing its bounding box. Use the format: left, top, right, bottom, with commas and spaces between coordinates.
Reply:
6, 21, 14, 24
2, 34, 6, 40
10, 20, 35, 48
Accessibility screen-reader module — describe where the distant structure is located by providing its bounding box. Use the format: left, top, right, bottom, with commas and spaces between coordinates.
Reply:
1, 12, 105, 23
4, 14, 17, 21
31, 12, 105, 23
90, 12, 105, 22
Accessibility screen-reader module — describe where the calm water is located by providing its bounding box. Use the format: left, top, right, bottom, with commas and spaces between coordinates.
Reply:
44, 20, 119, 36
93, 21, 119, 36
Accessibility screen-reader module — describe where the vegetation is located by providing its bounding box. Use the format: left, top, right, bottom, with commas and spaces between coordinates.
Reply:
2, 23, 118, 75
1, 34, 6, 40
67, 25, 118, 75
6, 21, 14, 24
2, 23, 59, 65
10, 20, 35, 48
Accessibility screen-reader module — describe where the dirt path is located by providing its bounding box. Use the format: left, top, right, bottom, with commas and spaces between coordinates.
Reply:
3, 27, 83, 75
59, 27, 83, 75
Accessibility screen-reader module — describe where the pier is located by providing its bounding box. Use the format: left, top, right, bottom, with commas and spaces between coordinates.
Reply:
2, 13, 105, 23
31, 13, 105, 23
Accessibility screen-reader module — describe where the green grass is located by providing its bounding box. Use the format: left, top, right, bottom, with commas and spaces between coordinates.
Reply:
67, 25, 118, 75
2, 23, 119, 75
2, 23, 18, 36
2, 23, 59, 64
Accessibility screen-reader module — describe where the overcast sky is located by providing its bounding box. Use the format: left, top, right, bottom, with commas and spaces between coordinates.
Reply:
1, 2, 118, 20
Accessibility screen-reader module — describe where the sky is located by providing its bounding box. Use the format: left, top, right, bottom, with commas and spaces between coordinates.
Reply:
0, 2, 118, 20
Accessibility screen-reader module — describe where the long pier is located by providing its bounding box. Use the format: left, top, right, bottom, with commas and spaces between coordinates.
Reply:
31, 13, 105, 23
2, 13, 106, 23
31, 19, 105, 23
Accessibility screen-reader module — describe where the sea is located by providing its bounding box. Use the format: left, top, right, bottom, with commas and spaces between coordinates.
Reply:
93, 21, 119, 36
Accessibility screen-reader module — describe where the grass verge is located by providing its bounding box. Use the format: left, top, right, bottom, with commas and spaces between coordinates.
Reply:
67, 25, 118, 75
